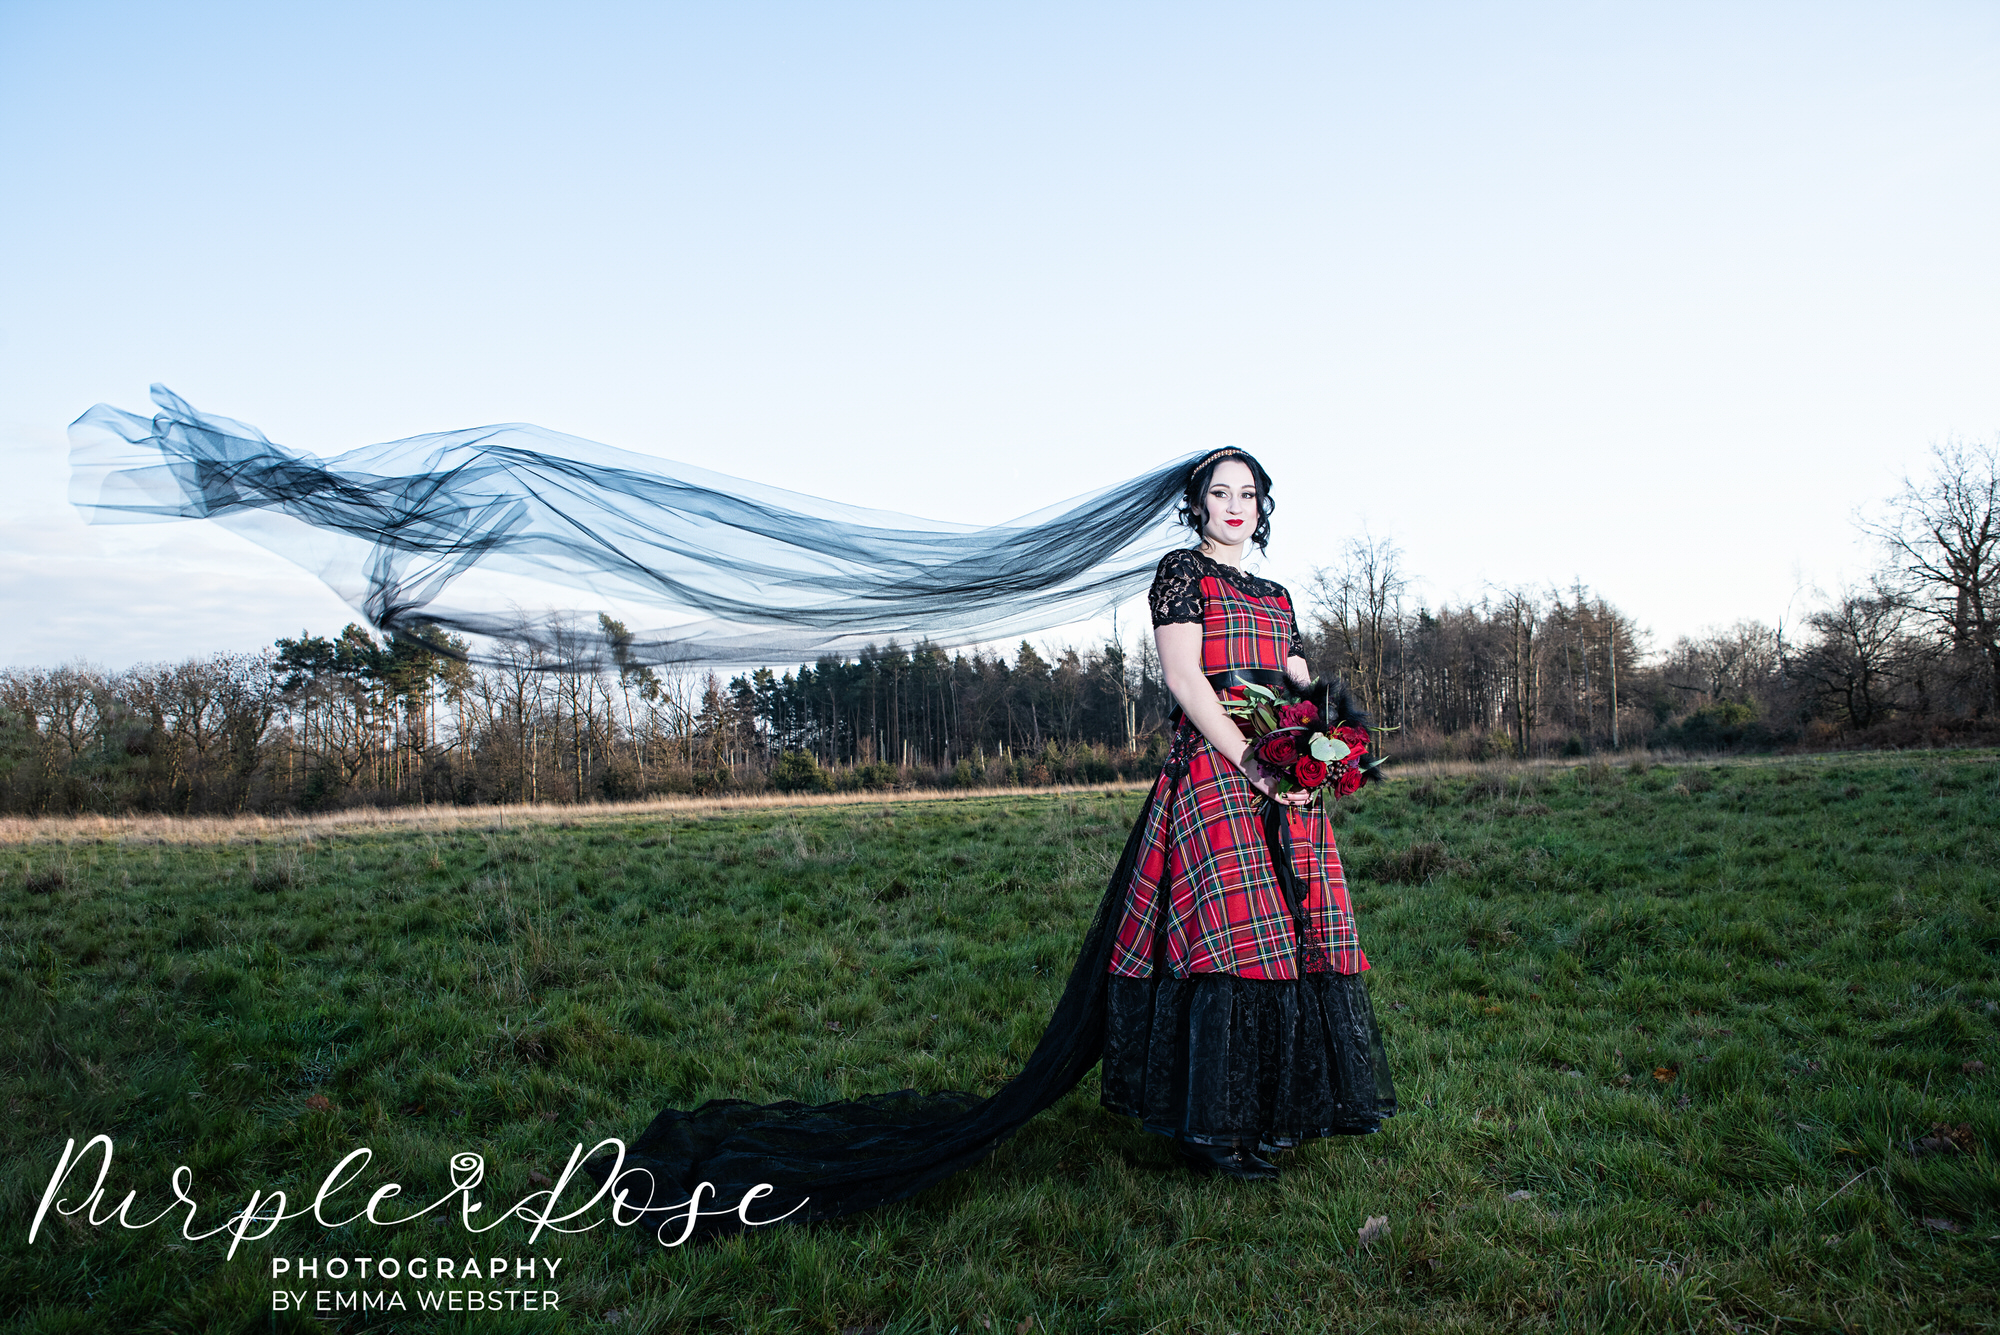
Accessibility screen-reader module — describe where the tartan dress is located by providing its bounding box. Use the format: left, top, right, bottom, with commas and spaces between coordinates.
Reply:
1098, 548, 1396, 1149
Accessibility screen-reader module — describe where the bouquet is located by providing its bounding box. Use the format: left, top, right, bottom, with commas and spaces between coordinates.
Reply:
1221, 677, 1386, 802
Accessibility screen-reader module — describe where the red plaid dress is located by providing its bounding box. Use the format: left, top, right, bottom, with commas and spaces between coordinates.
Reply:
1108, 548, 1369, 980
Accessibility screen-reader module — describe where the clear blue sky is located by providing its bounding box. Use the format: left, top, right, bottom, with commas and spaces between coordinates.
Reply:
4, 1, 1997, 668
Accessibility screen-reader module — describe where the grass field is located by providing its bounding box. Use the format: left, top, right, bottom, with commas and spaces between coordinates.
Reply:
2, 752, 1997, 1334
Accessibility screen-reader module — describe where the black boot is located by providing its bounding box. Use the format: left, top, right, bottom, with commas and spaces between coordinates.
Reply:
1177, 1138, 1280, 1181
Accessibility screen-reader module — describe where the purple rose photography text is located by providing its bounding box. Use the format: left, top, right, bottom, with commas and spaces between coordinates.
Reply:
30, 1132, 796, 1311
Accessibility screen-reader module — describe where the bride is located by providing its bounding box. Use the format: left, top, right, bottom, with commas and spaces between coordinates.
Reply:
1101, 448, 1395, 1181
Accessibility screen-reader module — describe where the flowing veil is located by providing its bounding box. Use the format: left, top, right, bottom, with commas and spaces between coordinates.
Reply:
69, 386, 1199, 668
68, 386, 1224, 1241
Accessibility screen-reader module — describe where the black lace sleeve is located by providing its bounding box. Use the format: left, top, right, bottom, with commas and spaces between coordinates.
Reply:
1148, 549, 1206, 625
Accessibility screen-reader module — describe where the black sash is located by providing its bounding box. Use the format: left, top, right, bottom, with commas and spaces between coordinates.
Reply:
1169, 668, 1292, 728
1205, 668, 1289, 693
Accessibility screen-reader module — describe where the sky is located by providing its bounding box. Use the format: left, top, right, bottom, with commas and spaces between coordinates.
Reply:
4, 1, 1998, 671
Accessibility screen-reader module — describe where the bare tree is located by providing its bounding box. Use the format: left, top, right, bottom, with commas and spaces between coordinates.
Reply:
1662, 622, 1782, 710
1500, 589, 1541, 756
1865, 437, 2000, 715
1786, 584, 1915, 730
548, 617, 612, 799
480, 628, 550, 801
1309, 536, 1407, 721
0, 665, 111, 811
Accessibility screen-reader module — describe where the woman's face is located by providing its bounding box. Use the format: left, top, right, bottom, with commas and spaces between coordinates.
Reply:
1201, 459, 1259, 548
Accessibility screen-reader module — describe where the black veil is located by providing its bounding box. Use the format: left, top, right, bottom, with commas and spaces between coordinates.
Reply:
69, 386, 1199, 667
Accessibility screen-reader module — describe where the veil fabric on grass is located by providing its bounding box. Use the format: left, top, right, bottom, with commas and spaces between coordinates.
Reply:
581, 776, 1170, 1244
69, 386, 1196, 668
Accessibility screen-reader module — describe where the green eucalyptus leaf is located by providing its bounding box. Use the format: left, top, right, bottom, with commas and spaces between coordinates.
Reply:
1311, 735, 1350, 763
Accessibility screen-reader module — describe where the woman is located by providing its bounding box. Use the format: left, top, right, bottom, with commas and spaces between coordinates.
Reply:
1099, 449, 1396, 1180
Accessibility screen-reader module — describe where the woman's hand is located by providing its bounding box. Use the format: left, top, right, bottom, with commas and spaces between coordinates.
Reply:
1241, 745, 1313, 806
1286, 653, 1313, 694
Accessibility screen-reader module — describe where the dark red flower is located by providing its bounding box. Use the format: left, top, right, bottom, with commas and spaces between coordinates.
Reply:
1259, 733, 1299, 766
1335, 767, 1365, 797
1277, 702, 1319, 730
1334, 725, 1369, 758
1294, 756, 1329, 787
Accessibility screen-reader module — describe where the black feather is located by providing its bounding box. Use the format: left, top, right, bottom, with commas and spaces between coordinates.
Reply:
1308, 676, 1389, 785
1308, 676, 1371, 732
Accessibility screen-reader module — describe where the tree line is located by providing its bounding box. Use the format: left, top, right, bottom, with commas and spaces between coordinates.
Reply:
1309, 440, 1997, 756
4, 440, 1993, 814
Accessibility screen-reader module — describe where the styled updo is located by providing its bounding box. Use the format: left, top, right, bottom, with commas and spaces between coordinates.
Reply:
1176, 449, 1274, 553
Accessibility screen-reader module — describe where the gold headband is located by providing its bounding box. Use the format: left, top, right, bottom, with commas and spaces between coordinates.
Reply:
1188, 448, 1246, 478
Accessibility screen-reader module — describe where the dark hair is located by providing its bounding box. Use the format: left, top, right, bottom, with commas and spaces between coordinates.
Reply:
1177, 449, 1274, 552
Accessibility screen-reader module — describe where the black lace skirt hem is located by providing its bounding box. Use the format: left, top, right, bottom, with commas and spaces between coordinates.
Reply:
1100, 969, 1396, 1150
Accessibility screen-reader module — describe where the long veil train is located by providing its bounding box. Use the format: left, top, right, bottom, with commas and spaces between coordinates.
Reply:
581, 776, 1175, 1242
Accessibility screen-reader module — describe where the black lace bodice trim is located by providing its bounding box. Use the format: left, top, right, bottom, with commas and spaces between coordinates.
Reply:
1147, 548, 1304, 658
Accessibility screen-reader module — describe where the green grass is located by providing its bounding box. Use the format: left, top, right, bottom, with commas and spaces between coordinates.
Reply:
2, 753, 1997, 1333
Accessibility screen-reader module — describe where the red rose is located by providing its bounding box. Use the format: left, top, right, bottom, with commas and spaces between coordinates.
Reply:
1294, 756, 1329, 787
1278, 702, 1319, 730
1335, 767, 1365, 797
1334, 725, 1369, 758
1258, 733, 1299, 766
